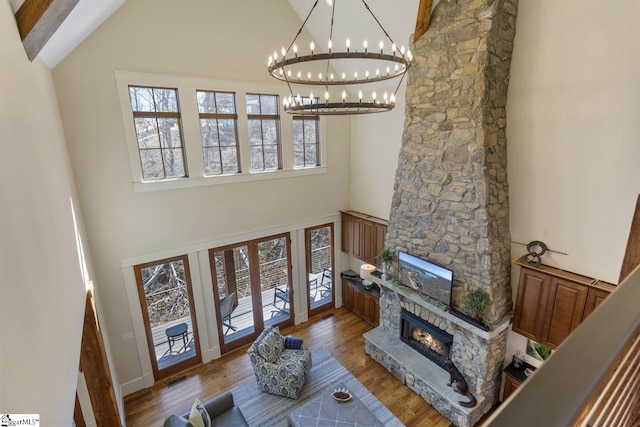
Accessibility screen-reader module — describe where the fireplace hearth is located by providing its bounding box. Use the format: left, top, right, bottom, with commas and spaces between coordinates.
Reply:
400, 309, 452, 370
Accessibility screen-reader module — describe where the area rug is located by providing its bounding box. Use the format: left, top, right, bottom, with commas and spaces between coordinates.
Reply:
233, 350, 404, 426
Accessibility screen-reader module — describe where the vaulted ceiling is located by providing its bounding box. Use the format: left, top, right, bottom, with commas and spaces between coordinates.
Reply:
9, 0, 435, 69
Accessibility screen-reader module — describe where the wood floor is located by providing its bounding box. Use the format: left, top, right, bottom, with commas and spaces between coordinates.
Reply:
124, 307, 451, 427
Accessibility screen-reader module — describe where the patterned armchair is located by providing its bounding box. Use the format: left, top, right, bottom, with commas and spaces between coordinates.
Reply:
247, 326, 312, 399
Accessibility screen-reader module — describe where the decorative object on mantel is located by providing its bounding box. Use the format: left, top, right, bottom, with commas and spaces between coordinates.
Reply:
267, 0, 412, 115
376, 248, 394, 280
360, 264, 376, 280
445, 359, 477, 408
461, 287, 491, 326
524, 240, 548, 267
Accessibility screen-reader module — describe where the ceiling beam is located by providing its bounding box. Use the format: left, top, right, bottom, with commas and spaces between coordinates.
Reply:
414, 0, 433, 43
15, 0, 80, 61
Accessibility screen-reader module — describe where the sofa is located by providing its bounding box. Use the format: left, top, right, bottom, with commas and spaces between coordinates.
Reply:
163, 391, 248, 427
247, 326, 312, 399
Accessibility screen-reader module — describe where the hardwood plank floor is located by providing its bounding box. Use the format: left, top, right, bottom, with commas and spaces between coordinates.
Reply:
124, 307, 451, 427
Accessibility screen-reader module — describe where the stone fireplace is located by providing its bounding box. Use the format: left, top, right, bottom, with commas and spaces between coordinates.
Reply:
364, 0, 519, 426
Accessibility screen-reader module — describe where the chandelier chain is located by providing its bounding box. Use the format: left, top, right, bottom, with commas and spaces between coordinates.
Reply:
361, 0, 395, 46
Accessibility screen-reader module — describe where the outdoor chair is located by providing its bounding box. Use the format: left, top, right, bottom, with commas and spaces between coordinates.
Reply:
273, 284, 290, 310
318, 268, 332, 297
219, 292, 237, 335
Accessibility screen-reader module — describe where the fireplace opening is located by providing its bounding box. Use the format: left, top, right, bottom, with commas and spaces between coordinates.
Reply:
400, 309, 453, 370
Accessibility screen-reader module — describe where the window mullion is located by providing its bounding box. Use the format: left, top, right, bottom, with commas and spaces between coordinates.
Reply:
280, 107, 294, 171
236, 95, 250, 175
180, 86, 204, 179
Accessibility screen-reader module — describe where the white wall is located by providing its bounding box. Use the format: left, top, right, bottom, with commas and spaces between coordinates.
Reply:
52, 0, 351, 390
0, 1, 88, 424
505, 0, 639, 365
347, 0, 419, 221
506, 0, 640, 284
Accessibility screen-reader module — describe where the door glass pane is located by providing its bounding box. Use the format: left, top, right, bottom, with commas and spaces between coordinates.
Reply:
138, 258, 198, 374
212, 246, 255, 343
308, 225, 334, 310
257, 236, 291, 325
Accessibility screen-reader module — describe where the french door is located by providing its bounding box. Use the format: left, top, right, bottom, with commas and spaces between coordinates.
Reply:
209, 233, 294, 353
134, 255, 201, 380
306, 223, 334, 317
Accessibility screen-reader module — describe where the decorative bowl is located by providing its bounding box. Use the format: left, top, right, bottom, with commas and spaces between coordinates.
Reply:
362, 280, 374, 290
332, 388, 352, 401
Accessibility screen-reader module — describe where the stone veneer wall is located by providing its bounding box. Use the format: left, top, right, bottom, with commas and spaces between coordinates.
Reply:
386, 0, 518, 324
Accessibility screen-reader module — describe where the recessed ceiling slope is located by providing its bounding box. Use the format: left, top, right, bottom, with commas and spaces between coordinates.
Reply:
10, 0, 125, 68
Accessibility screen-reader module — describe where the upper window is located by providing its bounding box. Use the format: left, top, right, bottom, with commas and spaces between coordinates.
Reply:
197, 90, 240, 175
128, 86, 187, 180
293, 97, 320, 168
246, 94, 281, 172
116, 72, 326, 191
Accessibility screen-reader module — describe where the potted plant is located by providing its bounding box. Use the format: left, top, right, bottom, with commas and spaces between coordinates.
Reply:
461, 287, 491, 324
376, 248, 394, 280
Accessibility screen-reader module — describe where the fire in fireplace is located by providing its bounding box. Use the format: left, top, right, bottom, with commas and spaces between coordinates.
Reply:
400, 309, 453, 370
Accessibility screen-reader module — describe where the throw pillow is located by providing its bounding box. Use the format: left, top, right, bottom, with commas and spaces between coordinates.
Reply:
284, 336, 304, 350
188, 398, 211, 427
257, 327, 283, 362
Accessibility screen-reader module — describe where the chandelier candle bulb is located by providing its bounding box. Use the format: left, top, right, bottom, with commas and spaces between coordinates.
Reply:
358, 90, 363, 102
293, 44, 298, 57
379, 41, 384, 53
328, 40, 332, 53
310, 41, 314, 55
363, 39, 368, 54
342, 90, 346, 103
365, 70, 370, 79
346, 38, 350, 53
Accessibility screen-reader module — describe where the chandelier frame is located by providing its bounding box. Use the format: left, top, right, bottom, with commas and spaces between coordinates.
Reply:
268, 0, 412, 115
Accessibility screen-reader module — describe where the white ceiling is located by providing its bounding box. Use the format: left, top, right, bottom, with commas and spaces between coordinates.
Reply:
9, 0, 430, 69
